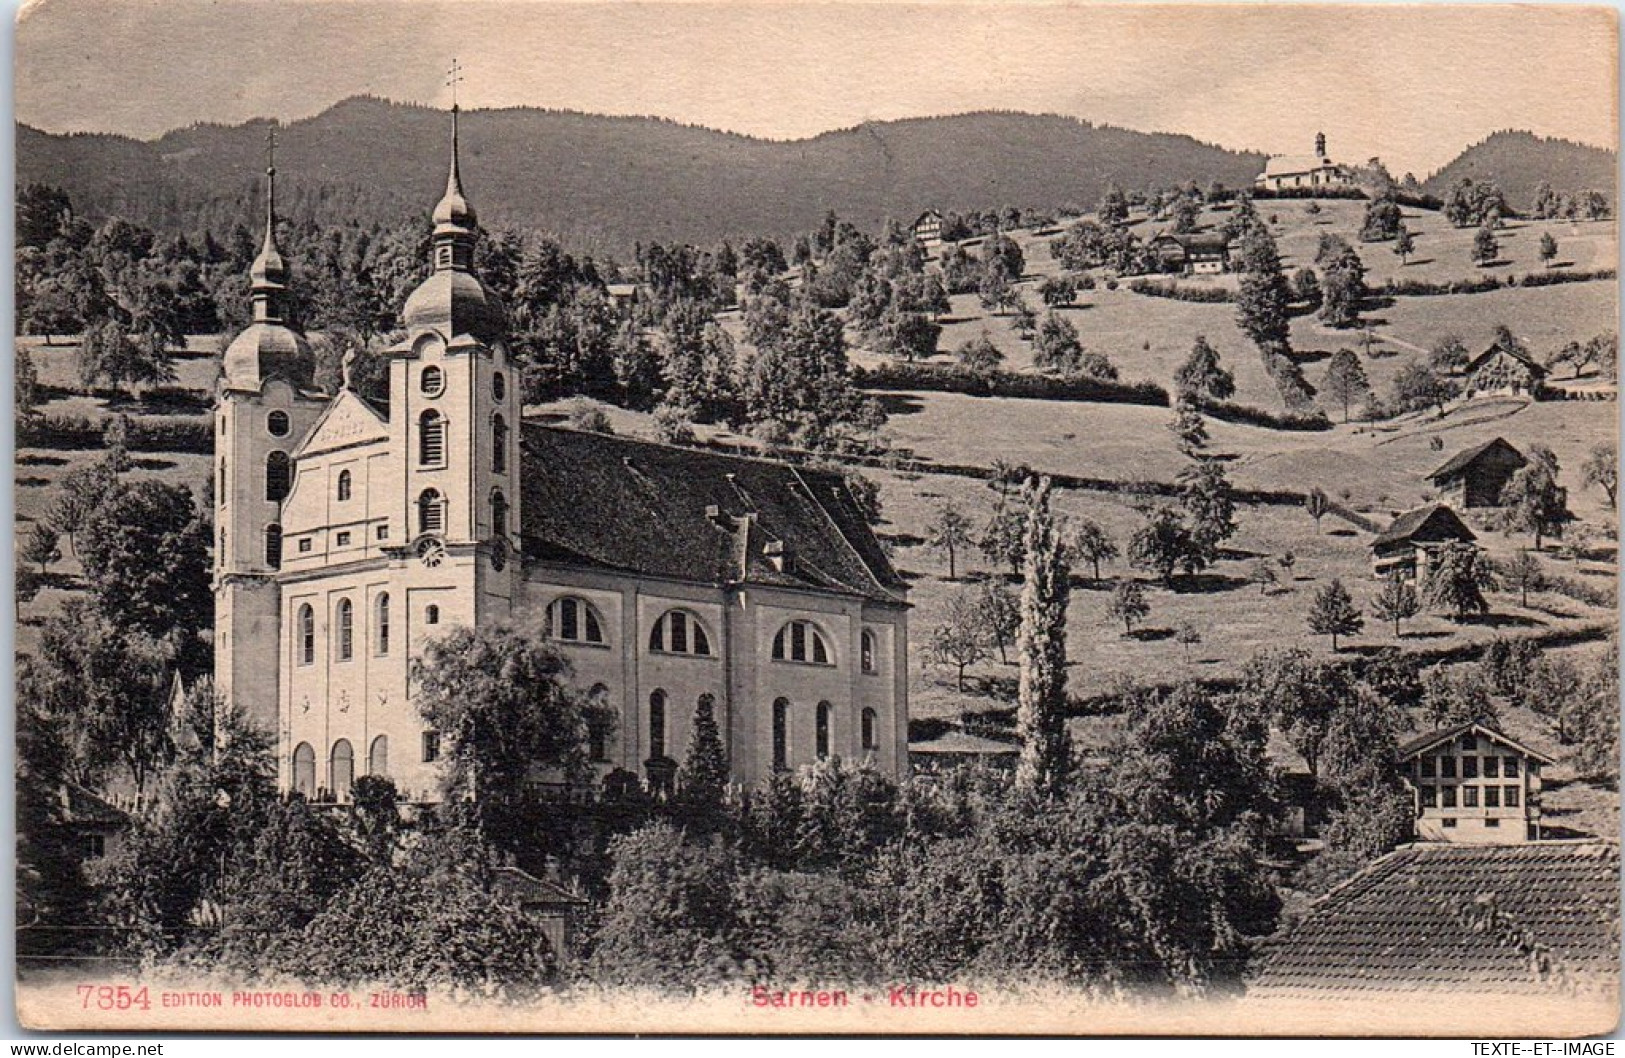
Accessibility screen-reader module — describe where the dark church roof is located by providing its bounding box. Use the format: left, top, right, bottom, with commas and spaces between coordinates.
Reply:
1427, 436, 1527, 485
1249, 841, 1619, 996
1372, 504, 1477, 548
518, 425, 906, 604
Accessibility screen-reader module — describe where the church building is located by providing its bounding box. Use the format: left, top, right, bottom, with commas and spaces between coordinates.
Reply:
213, 108, 911, 804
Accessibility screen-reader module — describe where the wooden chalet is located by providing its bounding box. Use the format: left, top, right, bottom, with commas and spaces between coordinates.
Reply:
1148, 232, 1231, 275
1426, 437, 1528, 508
1465, 342, 1549, 397
1370, 503, 1476, 580
911, 209, 944, 248
1398, 721, 1555, 843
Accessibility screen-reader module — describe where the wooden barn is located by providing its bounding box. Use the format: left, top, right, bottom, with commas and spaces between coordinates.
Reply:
1465, 343, 1549, 397
1426, 437, 1528, 508
1148, 232, 1231, 275
1371, 503, 1477, 580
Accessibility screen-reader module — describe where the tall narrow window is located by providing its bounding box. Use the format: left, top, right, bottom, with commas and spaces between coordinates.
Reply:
861, 629, 877, 674
816, 701, 832, 759
330, 739, 354, 799
773, 698, 789, 771
266, 451, 291, 502
861, 707, 879, 751
298, 604, 315, 665
425, 605, 440, 625
492, 413, 508, 474
368, 735, 389, 778
422, 730, 440, 762
336, 598, 354, 661
292, 742, 316, 798
419, 410, 446, 466
264, 523, 282, 569
337, 469, 352, 502
491, 490, 508, 538
375, 593, 390, 656
492, 372, 506, 402
588, 684, 611, 763
649, 690, 667, 759
418, 489, 444, 534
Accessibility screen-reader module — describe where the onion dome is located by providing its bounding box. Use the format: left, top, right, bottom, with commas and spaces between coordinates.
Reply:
222, 148, 314, 391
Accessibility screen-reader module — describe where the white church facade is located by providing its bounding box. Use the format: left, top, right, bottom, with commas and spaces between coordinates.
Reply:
213, 110, 910, 804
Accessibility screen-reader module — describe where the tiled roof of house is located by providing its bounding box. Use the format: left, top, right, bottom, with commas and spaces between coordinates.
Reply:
1427, 436, 1527, 484
1468, 343, 1550, 379
1396, 720, 1555, 765
1372, 504, 1477, 548
1152, 232, 1231, 254
61, 784, 130, 828
1250, 841, 1620, 997
518, 424, 906, 604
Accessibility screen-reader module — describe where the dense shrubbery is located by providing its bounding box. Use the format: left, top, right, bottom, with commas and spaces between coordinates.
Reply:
1126, 279, 1235, 303
1516, 268, 1616, 289
852, 362, 1168, 407
1200, 400, 1333, 432
19, 412, 214, 454
1379, 276, 1503, 297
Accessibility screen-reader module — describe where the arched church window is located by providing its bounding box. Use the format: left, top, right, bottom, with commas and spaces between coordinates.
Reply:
267, 410, 290, 437
417, 489, 445, 534
419, 410, 446, 466
545, 596, 606, 645
265, 451, 291, 502
491, 490, 508, 538
297, 604, 315, 666
861, 629, 878, 674
649, 609, 712, 656
649, 690, 668, 759
587, 684, 612, 763
420, 365, 445, 397
292, 742, 316, 798
337, 469, 352, 502
772, 698, 790, 771
772, 620, 833, 666
862, 708, 879, 752
492, 413, 508, 474
336, 598, 354, 661
368, 735, 389, 778
493, 372, 506, 402
425, 604, 441, 625
265, 523, 282, 569
330, 739, 354, 799
816, 701, 832, 759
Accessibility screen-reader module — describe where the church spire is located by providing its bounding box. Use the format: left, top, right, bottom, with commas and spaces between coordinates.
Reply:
431, 59, 477, 271
249, 126, 288, 322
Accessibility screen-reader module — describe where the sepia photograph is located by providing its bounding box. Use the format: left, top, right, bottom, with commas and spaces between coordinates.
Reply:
9, 0, 1621, 1037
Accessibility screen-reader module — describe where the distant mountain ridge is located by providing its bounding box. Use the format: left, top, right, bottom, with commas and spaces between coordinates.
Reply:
18, 96, 1268, 253
1421, 130, 1616, 210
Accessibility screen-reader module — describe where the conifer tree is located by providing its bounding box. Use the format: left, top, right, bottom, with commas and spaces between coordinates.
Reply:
1014, 477, 1072, 798
676, 695, 730, 824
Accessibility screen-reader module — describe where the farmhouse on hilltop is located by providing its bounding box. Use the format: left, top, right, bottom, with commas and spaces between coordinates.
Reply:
1399, 721, 1555, 843
1148, 232, 1231, 275
1426, 437, 1528, 508
1465, 342, 1550, 398
911, 209, 943, 248
1370, 504, 1477, 580
1254, 131, 1356, 193
213, 106, 911, 804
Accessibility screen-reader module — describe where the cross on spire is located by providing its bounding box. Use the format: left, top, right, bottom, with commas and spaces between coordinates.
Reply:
446, 57, 464, 111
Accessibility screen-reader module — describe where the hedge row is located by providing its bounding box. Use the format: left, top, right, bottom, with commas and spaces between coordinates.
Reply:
1517, 268, 1616, 289
19, 413, 214, 454
1543, 574, 1617, 609
852, 362, 1169, 407
1126, 279, 1235, 303
1200, 399, 1333, 432
1380, 276, 1503, 297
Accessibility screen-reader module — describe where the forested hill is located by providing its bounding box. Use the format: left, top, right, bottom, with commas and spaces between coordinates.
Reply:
19, 96, 1267, 253
1422, 130, 1616, 211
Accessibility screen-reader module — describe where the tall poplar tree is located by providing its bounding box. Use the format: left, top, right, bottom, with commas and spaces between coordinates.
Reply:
1014, 477, 1072, 798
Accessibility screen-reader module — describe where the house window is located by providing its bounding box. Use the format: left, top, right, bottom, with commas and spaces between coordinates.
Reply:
426, 604, 440, 625
1420, 756, 1436, 779
336, 598, 354, 661
1463, 786, 1479, 808
293, 742, 316, 797
297, 604, 315, 666
376, 525, 389, 541
649, 610, 711, 656
375, 593, 390, 656
337, 469, 352, 502
493, 372, 506, 402
1503, 757, 1519, 778
1462, 756, 1479, 779
330, 739, 354, 799
546, 597, 606, 645
1484, 786, 1501, 808
772, 697, 789, 771
772, 620, 832, 665
490, 490, 508, 538
267, 410, 290, 437
492, 413, 508, 474
816, 701, 832, 759
266, 451, 291, 502
1439, 756, 1457, 779
1442, 818, 1457, 828
1441, 785, 1457, 808
1483, 756, 1499, 778
417, 489, 445, 534
861, 629, 877, 674
419, 410, 447, 466
649, 690, 667, 760
1485, 818, 1500, 828
1421, 785, 1437, 808
587, 684, 611, 763
420, 365, 445, 397
265, 523, 282, 569
336, 531, 351, 547
1505, 785, 1520, 807
861, 707, 878, 751
369, 735, 389, 778
299, 538, 313, 554
422, 730, 440, 763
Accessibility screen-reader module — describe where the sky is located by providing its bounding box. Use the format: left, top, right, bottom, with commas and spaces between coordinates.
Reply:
14, 0, 1619, 177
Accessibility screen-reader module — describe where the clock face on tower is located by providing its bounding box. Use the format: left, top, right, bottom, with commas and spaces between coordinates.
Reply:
416, 537, 446, 568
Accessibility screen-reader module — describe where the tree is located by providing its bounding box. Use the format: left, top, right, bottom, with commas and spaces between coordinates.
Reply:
1393, 225, 1415, 265
1069, 518, 1118, 581
1498, 462, 1570, 550
15, 346, 40, 419
47, 461, 117, 558
978, 499, 1028, 578
1014, 478, 1072, 798
78, 479, 212, 642
1038, 275, 1077, 307
1318, 245, 1366, 328
1391, 357, 1457, 416
675, 693, 730, 825
927, 502, 975, 580
1359, 195, 1404, 241
1032, 311, 1084, 374
1429, 334, 1470, 375
1173, 336, 1235, 404
1304, 487, 1330, 533
1248, 560, 1277, 595
1129, 507, 1198, 586
931, 586, 991, 691
412, 624, 590, 854
1278, 551, 1297, 578
1179, 458, 1237, 561
1371, 573, 1420, 637
21, 522, 61, 575
1170, 196, 1200, 234
1234, 227, 1292, 353
1107, 580, 1149, 636
977, 580, 1020, 664
101, 414, 132, 474
1168, 400, 1209, 457
1175, 622, 1202, 662
1473, 225, 1499, 265
1292, 267, 1321, 307
1581, 442, 1618, 506
1423, 543, 1494, 620
1499, 551, 1546, 608
1242, 648, 1343, 777
1321, 349, 1370, 423
1097, 184, 1130, 228
1307, 579, 1363, 650
1538, 231, 1559, 268
956, 331, 1004, 375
